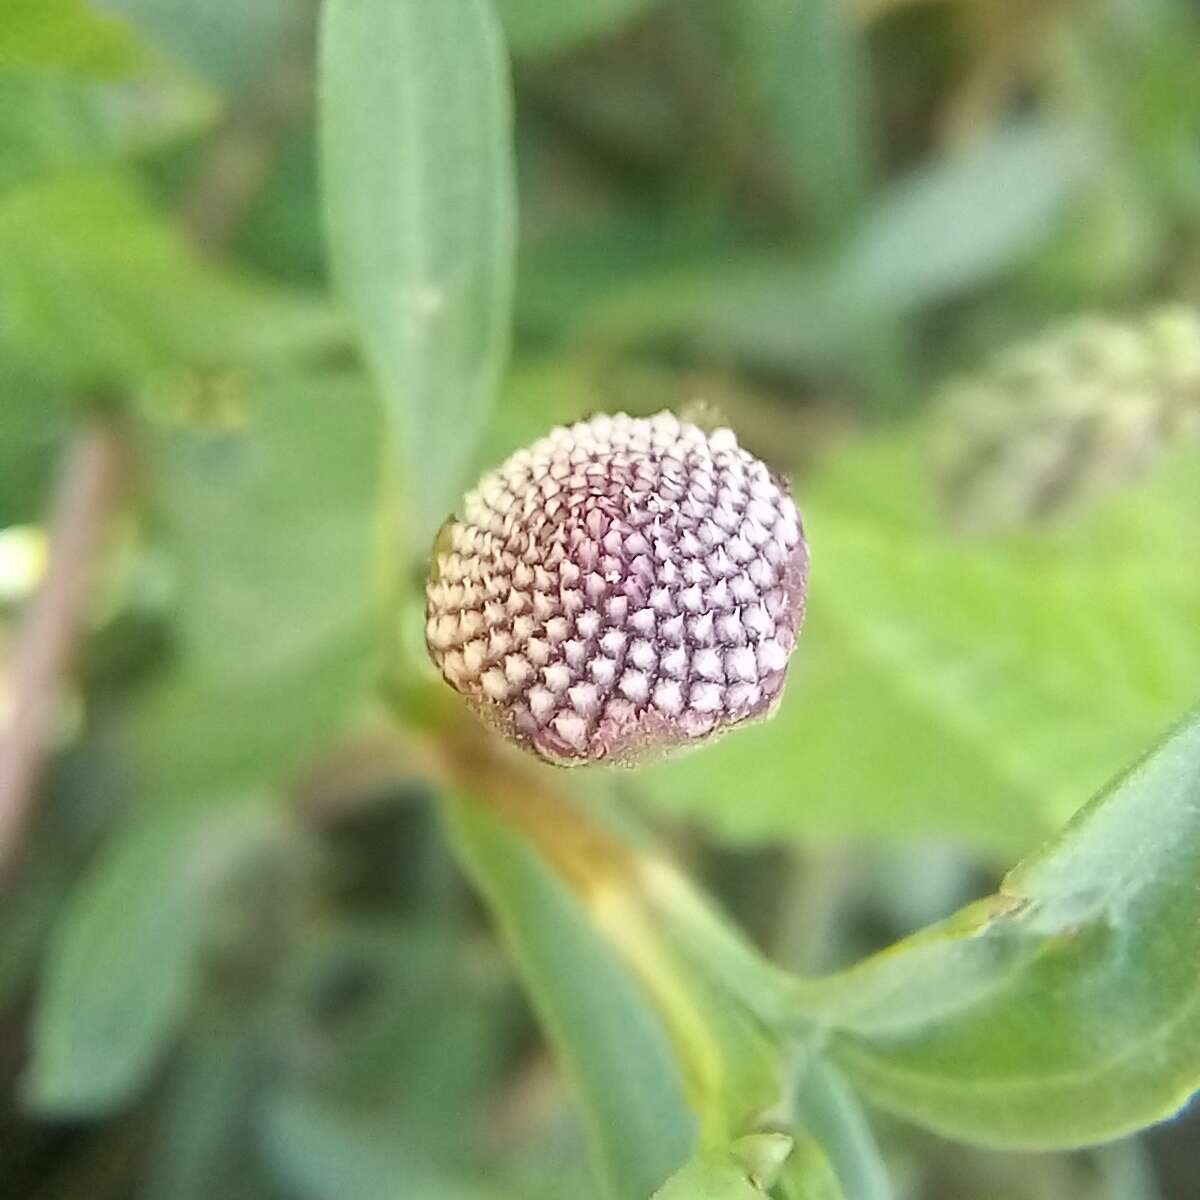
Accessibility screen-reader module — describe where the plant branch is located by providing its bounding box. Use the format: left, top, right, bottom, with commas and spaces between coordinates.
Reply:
424, 717, 796, 1016
792, 1057, 893, 1200
419, 718, 798, 1137
0, 424, 125, 883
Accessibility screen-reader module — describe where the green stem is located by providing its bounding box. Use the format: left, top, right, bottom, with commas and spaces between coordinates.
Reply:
1095, 1140, 1161, 1200
429, 730, 789, 1141
792, 1057, 893, 1200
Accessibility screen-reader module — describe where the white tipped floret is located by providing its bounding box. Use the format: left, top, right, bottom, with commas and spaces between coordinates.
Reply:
425, 410, 808, 764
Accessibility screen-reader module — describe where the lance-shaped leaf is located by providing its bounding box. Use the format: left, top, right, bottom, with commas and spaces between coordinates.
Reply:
443, 789, 696, 1200
437, 729, 791, 1194
260, 1092, 504, 1200
24, 798, 270, 1115
788, 709, 1200, 1147
732, 0, 870, 238
497, 0, 665, 56
320, 0, 516, 548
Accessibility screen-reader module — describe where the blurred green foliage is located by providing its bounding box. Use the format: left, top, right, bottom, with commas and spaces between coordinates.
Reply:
3, 1, 1200, 1199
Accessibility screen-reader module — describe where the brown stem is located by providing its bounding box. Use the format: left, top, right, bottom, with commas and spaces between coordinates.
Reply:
0, 425, 125, 882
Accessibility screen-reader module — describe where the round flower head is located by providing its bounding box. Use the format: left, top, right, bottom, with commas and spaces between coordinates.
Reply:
425, 411, 808, 765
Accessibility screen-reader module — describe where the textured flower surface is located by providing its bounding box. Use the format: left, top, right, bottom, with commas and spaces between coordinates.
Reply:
934, 306, 1200, 533
425, 411, 808, 765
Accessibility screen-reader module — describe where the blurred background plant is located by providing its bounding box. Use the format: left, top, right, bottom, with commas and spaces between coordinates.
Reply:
2, 1, 1200, 1198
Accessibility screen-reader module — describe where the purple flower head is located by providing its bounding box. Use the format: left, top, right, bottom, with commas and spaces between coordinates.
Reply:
426, 412, 808, 765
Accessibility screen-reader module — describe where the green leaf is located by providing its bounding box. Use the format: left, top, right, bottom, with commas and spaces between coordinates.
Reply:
586, 122, 1095, 379
0, 366, 65, 524
272, 920, 504, 1159
0, 172, 347, 391
0, 72, 216, 191
24, 798, 261, 1115
789, 709, 1200, 1147
516, 206, 741, 346
0, 755, 102, 1009
718, 118, 1094, 370
496, 0, 665, 57
577, 241, 821, 375
443, 792, 696, 1200
652, 1132, 846, 1200
235, 128, 326, 287
732, 0, 871, 237
143, 1019, 266, 1200
651, 1134, 793, 1199
774, 1135, 848, 1200
0, 74, 116, 189
0, 0, 145, 77
833, 120, 1095, 316
131, 370, 381, 795
638, 437, 1200, 850
320, 0, 517, 548
259, 1092, 504, 1200
97, 0, 290, 91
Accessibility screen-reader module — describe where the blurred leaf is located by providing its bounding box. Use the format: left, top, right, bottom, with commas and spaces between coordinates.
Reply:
235, 127, 325, 286
652, 1134, 799, 1199
848, 0, 945, 23
0, 72, 217, 191
0, 736, 130, 1010
131, 370, 380, 795
24, 797, 262, 1115
788, 709, 1200, 1147
588, 121, 1096, 379
0, 0, 145, 77
496, 0, 665, 57
516, 206, 743, 346
774, 1135, 850, 1200
320, 0, 516, 548
638, 437, 1200, 849
734, 0, 871, 236
0, 367, 65, 524
0, 172, 347, 391
96, 0, 290, 91
143, 1019, 266, 1200
443, 791, 696, 1199
710, 118, 1095, 370
0, 74, 116, 188
1059, 0, 1200, 228
272, 920, 503, 1159
833, 120, 1095, 315
651, 1131, 846, 1199
260, 1092, 503, 1200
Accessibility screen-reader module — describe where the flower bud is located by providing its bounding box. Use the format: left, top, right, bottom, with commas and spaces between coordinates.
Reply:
425, 411, 808, 765
934, 306, 1200, 533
